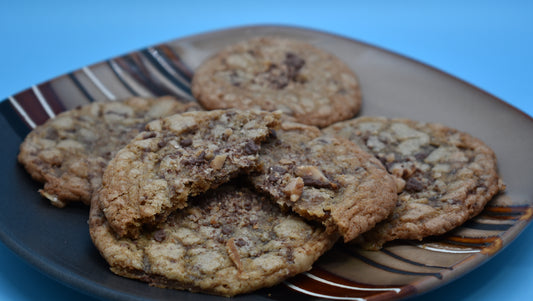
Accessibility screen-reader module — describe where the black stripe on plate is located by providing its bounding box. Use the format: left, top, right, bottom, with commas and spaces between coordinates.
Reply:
485, 212, 522, 218
118, 54, 170, 96
0, 99, 31, 138
38, 82, 66, 114
155, 45, 194, 81
68, 73, 95, 102
380, 249, 452, 270
341, 246, 443, 279
483, 205, 532, 219
140, 49, 192, 95
107, 60, 139, 96
461, 220, 513, 231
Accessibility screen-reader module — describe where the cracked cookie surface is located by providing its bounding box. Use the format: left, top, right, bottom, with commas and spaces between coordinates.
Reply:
90, 183, 337, 297
323, 116, 506, 249
17, 96, 201, 208
250, 122, 398, 242
99, 109, 281, 238
191, 37, 361, 128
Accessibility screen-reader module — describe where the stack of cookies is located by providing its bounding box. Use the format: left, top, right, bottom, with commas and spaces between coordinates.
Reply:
18, 37, 505, 297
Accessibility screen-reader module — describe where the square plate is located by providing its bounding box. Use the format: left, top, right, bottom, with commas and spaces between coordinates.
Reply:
1, 25, 532, 301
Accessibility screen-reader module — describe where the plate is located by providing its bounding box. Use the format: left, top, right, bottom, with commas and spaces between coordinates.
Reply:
1, 25, 532, 301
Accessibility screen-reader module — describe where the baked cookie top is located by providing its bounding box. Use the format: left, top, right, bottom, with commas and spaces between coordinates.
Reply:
17, 96, 201, 208
323, 116, 506, 249
90, 183, 337, 297
191, 37, 361, 128
250, 122, 398, 242
99, 109, 281, 238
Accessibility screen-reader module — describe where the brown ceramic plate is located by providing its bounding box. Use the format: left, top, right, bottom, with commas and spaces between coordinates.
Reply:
1, 25, 532, 301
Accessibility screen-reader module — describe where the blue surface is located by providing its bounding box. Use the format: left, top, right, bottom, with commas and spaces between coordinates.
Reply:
1, 1, 532, 300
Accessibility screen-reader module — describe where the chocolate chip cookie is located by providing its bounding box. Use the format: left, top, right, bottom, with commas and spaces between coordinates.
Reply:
90, 183, 337, 297
250, 122, 398, 242
323, 116, 506, 249
17, 96, 201, 208
99, 109, 281, 238
191, 37, 362, 128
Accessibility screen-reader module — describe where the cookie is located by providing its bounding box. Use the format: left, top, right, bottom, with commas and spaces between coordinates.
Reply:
323, 116, 506, 249
17, 96, 201, 208
90, 183, 337, 297
249, 122, 398, 242
99, 109, 281, 238
191, 37, 361, 128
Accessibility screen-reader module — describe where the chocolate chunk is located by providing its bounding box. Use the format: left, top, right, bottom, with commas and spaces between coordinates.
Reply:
377, 155, 388, 168
244, 141, 260, 155
267, 173, 280, 182
269, 73, 289, 89
404, 177, 425, 193
414, 145, 437, 161
221, 225, 233, 235
179, 138, 193, 147
235, 238, 248, 247
142, 132, 157, 139
268, 129, 277, 139
271, 165, 287, 174
284, 52, 305, 80
229, 71, 241, 87
197, 150, 207, 162
181, 150, 207, 166
153, 230, 166, 242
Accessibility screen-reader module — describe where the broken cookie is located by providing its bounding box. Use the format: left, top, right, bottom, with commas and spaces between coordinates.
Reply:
99, 109, 281, 238
250, 122, 398, 242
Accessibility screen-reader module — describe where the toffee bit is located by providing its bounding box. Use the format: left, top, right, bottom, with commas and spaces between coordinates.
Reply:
283, 177, 304, 202
295, 165, 338, 189
210, 154, 227, 170
226, 238, 243, 272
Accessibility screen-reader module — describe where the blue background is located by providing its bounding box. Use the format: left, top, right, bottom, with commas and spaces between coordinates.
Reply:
1, 0, 532, 300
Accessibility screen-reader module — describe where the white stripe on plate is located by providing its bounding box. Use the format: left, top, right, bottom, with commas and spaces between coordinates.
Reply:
108, 60, 154, 97
32, 85, 55, 118
8, 96, 37, 128
147, 47, 190, 87
416, 244, 481, 254
82, 66, 117, 100
304, 272, 401, 293
284, 282, 366, 301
